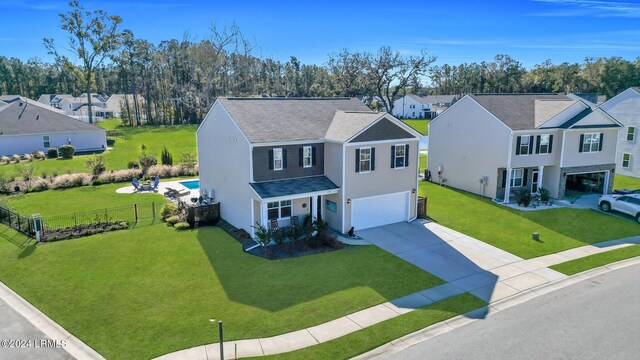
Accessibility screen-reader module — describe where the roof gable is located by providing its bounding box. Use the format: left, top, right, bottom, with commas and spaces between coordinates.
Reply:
350, 117, 416, 143
325, 111, 383, 142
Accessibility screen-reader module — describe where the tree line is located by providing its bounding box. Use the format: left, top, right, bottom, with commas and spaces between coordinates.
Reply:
0, 1, 638, 125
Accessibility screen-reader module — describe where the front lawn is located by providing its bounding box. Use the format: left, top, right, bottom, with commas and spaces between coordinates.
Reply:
0, 121, 198, 179
614, 174, 640, 190
420, 182, 640, 259
402, 119, 429, 135
550, 244, 640, 275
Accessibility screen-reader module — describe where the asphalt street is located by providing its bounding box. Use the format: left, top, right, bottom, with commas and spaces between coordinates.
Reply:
0, 296, 72, 360
391, 264, 640, 360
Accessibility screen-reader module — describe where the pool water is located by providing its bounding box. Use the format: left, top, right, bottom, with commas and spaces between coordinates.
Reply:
180, 180, 200, 190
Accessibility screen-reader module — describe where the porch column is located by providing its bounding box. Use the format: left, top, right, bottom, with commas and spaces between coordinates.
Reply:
260, 202, 268, 228
503, 168, 512, 204
538, 166, 544, 191
312, 196, 318, 220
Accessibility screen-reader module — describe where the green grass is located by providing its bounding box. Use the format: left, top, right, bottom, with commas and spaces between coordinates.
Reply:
402, 119, 429, 135
259, 293, 486, 360
550, 244, 640, 275
0, 121, 198, 179
420, 182, 640, 259
419, 154, 428, 173
614, 174, 640, 190
98, 118, 123, 130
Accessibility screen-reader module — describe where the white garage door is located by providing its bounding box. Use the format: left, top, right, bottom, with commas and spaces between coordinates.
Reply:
351, 192, 409, 230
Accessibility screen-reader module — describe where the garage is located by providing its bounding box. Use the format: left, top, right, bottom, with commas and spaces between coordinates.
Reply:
351, 191, 410, 230
565, 171, 609, 197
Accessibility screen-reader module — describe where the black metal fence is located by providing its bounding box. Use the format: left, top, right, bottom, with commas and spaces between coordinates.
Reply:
0, 206, 34, 237
42, 202, 157, 234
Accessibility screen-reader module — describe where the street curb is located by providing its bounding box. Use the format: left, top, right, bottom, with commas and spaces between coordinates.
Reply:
353, 256, 640, 360
0, 281, 105, 360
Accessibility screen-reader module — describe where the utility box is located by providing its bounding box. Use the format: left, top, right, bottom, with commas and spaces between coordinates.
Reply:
32, 214, 42, 242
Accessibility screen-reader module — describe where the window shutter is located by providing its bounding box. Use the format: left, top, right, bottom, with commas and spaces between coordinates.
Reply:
523, 169, 528, 186
355, 149, 360, 173
312, 146, 317, 166
579, 134, 584, 152
548, 135, 553, 153
390, 145, 396, 168
535, 135, 541, 154
515, 136, 521, 155
528, 136, 534, 155
405, 144, 409, 167
371, 148, 376, 171
268, 149, 274, 170
283, 149, 288, 168
598, 133, 604, 151
298, 148, 303, 167
501, 170, 507, 188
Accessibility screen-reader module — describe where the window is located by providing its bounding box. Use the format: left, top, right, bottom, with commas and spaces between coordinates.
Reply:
273, 148, 283, 170
537, 134, 552, 154
359, 147, 371, 172
510, 168, 524, 187
325, 200, 337, 213
43, 135, 50, 148
392, 144, 408, 168
628, 127, 636, 142
517, 135, 531, 155
623, 153, 631, 168
267, 200, 292, 220
303, 146, 312, 168
581, 133, 601, 153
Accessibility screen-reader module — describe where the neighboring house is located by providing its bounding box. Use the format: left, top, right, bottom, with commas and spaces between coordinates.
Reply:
392, 94, 457, 119
99, 94, 145, 119
599, 87, 640, 178
428, 94, 622, 202
197, 97, 422, 237
0, 96, 106, 155
57, 93, 110, 122
37, 94, 74, 109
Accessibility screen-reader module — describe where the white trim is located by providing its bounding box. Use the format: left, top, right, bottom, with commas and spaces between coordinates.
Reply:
347, 138, 419, 147
504, 130, 514, 203
581, 133, 601, 153
392, 143, 408, 169
0, 129, 105, 137
249, 143, 254, 182
412, 141, 419, 222
627, 126, 636, 142
538, 100, 589, 129
303, 145, 313, 168
517, 134, 532, 156
357, 146, 373, 174
350, 191, 411, 230
341, 142, 346, 234
622, 153, 631, 168
251, 139, 324, 147
273, 147, 284, 171
603, 171, 610, 195
560, 130, 567, 168
250, 199, 255, 238
531, 170, 540, 193
259, 188, 340, 203
344, 113, 422, 143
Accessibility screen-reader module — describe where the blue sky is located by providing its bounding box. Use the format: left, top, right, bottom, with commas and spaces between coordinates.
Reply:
0, 0, 638, 68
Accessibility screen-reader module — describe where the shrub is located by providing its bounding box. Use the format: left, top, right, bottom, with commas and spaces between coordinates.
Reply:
127, 161, 139, 169
0, 156, 10, 164
181, 152, 197, 171
47, 148, 59, 159
147, 165, 173, 178
21, 153, 32, 161
20, 166, 35, 189
97, 168, 142, 184
106, 137, 116, 146
50, 173, 91, 189
59, 145, 75, 159
539, 188, 551, 205
32, 151, 46, 160
138, 154, 157, 172
161, 147, 173, 166
85, 155, 106, 176
514, 188, 531, 207
160, 203, 179, 220
166, 215, 181, 227
92, 178, 105, 186
273, 228, 285, 247
11, 154, 21, 163
252, 222, 271, 247
174, 222, 191, 230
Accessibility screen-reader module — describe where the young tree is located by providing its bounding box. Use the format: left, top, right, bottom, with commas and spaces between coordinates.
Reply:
44, 0, 125, 123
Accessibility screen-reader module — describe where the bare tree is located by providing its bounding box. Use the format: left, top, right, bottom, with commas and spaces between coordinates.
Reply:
44, 0, 124, 123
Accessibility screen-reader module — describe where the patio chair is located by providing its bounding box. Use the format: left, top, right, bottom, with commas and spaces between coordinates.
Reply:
175, 189, 191, 197
289, 215, 299, 227
132, 177, 140, 191
152, 175, 160, 191
164, 187, 179, 197
269, 218, 279, 231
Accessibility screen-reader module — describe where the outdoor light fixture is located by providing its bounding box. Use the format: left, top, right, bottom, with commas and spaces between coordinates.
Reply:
412, 188, 416, 194
347, 199, 351, 204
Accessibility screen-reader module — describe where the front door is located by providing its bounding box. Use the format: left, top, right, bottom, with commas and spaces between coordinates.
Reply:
531, 170, 539, 193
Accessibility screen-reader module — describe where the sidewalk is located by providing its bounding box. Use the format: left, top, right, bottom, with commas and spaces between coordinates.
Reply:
153, 222, 640, 360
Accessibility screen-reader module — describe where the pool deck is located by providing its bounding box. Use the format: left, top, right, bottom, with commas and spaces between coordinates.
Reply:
116, 178, 200, 201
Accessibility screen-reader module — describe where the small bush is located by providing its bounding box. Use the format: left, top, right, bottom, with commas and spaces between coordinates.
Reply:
161, 203, 180, 221
50, 173, 91, 189
106, 137, 116, 146
11, 154, 21, 163
92, 178, 105, 186
47, 148, 59, 158
96, 168, 142, 184
32, 151, 46, 160
85, 155, 106, 176
21, 153, 32, 161
127, 161, 139, 169
59, 145, 75, 159
166, 215, 181, 227
539, 188, 551, 205
514, 188, 531, 207
147, 165, 173, 178
138, 154, 157, 172
161, 147, 173, 166
174, 222, 191, 230
0, 156, 10, 164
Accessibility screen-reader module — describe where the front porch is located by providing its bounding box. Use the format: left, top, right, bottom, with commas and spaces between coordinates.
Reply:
249, 175, 340, 237
497, 166, 545, 203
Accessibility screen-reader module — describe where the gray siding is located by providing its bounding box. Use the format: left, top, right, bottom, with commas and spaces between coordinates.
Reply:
323, 142, 344, 231
351, 119, 414, 142
252, 143, 324, 182
600, 89, 640, 178
561, 128, 619, 168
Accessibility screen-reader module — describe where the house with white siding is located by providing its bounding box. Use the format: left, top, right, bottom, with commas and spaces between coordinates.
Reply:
0, 96, 106, 155
197, 97, 422, 237
598, 87, 640, 178
428, 94, 621, 201
392, 94, 457, 119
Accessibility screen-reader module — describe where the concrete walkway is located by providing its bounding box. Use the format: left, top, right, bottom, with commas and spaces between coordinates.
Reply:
154, 221, 640, 360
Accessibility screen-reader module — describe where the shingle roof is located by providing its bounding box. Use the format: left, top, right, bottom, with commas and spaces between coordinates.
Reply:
325, 111, 383, 142
469, 94, 574, 130
218, 97, 372, 143
0, 99, 105, 136
250, 175, 339, 199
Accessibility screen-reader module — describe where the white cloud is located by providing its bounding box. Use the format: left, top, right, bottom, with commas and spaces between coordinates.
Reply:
531, 0, 640, 18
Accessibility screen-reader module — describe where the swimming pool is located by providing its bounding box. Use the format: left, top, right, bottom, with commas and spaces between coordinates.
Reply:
179, 180, 200, 190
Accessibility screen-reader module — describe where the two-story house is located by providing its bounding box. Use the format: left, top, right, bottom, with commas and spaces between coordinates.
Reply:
197, 97, 422, 237
392, 94, 457, 119
428, 94, 622, 202
599, 87, 640, 178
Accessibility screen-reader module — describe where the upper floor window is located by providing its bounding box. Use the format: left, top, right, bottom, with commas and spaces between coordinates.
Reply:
580, 133, 602, 153
622, 153, 631, 168
356, 147, 375, 173
273, 148, 283, 170
536, 134, 553, 154
516, 135, 533, 155
43, 135, 50, 148
303, 146, 312, 168
391, 144, 409, 168
628, 127, 636, 142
